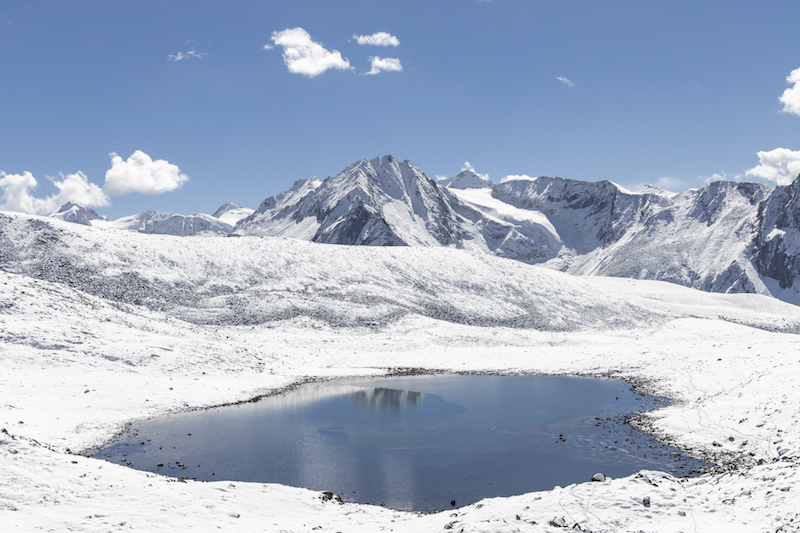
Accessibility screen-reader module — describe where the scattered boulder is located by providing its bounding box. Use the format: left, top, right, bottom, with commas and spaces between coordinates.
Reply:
320, 491, 343, 504
590, 472, 606, 482
642, 496, 651, 506
549, 516, 568, 527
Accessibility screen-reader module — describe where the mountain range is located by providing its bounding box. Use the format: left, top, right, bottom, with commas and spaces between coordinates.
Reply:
30, 154, 800, 304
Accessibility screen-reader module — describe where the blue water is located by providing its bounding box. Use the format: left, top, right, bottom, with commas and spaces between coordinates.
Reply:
93, 375, 710, 511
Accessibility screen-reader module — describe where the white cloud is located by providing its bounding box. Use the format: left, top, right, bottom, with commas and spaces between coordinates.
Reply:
168, 49, 207, 62
746, 148, 800, 185
262, 43, 274, 50
557, 76, 575, 87
365, 57, 403, 75
103, 151, 190, 196
0, 170, 109, 215
780, 67, 800, 117
353, 32, 400, 47
0, 171, 41, 213
271, 27, 352, 77
54, 171, 110, 207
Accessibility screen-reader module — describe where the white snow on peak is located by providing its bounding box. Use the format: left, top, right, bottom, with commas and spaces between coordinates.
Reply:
211, 203, 255, 225
235, 155, 462, 247
438, 169, 493, 189
49, 202, 106, 226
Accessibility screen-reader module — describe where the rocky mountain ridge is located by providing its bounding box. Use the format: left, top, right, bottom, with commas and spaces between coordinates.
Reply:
34, 155, 800, 303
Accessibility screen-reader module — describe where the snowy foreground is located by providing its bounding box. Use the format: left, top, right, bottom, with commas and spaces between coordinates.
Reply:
3, 215, 800, 531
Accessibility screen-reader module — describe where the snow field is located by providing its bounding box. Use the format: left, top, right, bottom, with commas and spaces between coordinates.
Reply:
3, 213, 800, 531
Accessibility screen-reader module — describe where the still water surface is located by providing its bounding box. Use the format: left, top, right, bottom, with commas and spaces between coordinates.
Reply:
94, 375, 710, 511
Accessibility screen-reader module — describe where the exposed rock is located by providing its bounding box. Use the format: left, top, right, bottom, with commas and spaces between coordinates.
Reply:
752, 174, 800, 290
320, 491, 343, 504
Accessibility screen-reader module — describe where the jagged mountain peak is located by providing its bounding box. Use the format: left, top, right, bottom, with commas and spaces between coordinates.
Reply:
49, 202, 106, 226
234, 155, 462, 246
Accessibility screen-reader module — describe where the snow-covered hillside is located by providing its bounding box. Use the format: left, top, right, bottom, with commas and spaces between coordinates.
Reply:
3, 210, 800, 531
0, 211, 664, 330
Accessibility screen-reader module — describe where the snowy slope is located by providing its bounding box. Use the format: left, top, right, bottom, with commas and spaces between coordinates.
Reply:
493, 178, 773, 293
0, 211, 667, 330
4, 210, 800, 531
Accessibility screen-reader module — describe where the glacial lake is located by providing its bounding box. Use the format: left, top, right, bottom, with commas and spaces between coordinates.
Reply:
93, 374, 711, 512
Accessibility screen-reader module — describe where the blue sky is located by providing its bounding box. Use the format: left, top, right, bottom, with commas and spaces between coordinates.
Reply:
1, 0, 799, 219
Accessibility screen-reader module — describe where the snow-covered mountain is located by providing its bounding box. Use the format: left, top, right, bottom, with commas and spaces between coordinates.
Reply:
437, 169, 493, 189
490, 177, 774, 295
50, 202, 255, 237
233, 155, 464, 246
49, 202, 106, 226
26, 155, 800, 303
94, 210, 233, 236
211, 203, 255, 225
231, 155, 800, 303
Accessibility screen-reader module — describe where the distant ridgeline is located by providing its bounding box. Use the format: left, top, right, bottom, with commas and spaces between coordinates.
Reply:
5, 154, 800, 303
230, 155, 800, 301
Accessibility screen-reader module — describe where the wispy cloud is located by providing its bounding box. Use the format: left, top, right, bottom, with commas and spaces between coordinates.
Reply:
168, 49, 208, 62
557, 76, 575, 87
746, 148, 800, 186
780, 67, 800, 117
270, 27, 352, 77
365, 57, 403, 75
353, 32, 400, 47
104, 151, 190, 196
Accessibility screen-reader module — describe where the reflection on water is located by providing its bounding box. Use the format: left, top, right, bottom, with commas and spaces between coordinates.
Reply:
347, 387, 425, 412
94, 375, 712, 512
